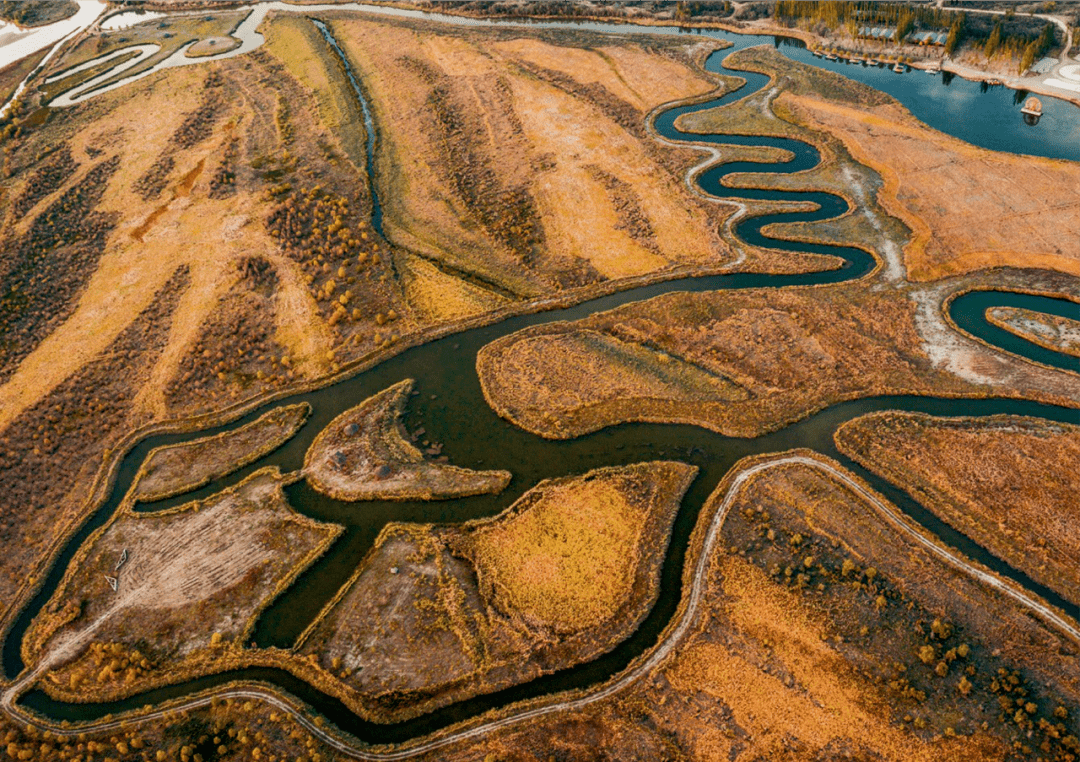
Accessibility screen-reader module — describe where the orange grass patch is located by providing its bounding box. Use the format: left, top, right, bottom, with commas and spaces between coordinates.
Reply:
783, 93, 1080, 281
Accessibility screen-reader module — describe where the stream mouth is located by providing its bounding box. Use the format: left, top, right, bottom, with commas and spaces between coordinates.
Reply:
5, 5, 1079, 751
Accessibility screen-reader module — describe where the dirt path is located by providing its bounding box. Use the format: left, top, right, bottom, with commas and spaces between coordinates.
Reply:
3, 452, 1076, 760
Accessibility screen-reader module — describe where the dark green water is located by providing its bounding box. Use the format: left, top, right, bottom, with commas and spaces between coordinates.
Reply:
7, 7, 1079, 748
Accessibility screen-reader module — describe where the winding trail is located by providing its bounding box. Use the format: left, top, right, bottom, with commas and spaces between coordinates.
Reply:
1, 3, 1078, 758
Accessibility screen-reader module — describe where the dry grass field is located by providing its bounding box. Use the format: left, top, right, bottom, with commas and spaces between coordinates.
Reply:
423, 453, 1080, 761
836, 412, 1080, 608
477, 277, 1080, 440
987, 306, 1080, 359
783, 93, 1080, 282
327, 16, 731, 300
299, 461, 696, 723
132, 402, 309, 502
26, 467, 341, 702
304, 378, 511, 501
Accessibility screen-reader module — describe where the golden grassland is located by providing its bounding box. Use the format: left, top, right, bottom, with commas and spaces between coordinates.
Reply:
987, 305, 1080, 359
261, 12, 368, 169
782, 93, 1080, 282
297, 461, 696, 723
0, 16, 890, 639
836, 411, 1080, 608
0, 11, 415, 631
421, 452, 1079, 761
304, 378, 511, 501
460, 462, 696, 634
477, 275, 1080, 440
26, 467, 342, 704
327, 15, 730, 296
132, 402, 310, 502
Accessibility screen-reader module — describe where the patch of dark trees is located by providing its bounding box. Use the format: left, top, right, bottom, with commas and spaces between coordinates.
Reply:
0, 266, 189, 574
0, 155, 120, 384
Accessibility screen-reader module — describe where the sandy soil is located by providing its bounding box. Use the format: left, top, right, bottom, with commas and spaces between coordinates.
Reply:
26, 467, 341, 696
987, 305, 1080, 358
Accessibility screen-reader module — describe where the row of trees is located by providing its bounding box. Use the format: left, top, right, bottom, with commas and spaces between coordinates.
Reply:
776, 1, 1059, 71
1019, 22, 1057, 73
775, 1, 955, 34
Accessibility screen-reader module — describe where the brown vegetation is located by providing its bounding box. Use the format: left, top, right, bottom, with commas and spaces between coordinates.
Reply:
304, 378, 511, 501
299, 461, 695, 723
327, 16, 730, 297
0, 266, 189, 628
836, 411, 1080, 608
782, 90, 1080, 281
0, 681, 344, 762
424, 452, 1079, 761
28, 467, 342, 702
477, 277, 1079, 440
132, 402, 310, 502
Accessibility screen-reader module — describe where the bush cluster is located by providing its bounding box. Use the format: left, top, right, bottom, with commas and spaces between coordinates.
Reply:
0, 155, 120, 383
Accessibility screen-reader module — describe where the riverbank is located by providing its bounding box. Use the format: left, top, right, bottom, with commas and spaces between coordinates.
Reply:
1, 3, 1078, 758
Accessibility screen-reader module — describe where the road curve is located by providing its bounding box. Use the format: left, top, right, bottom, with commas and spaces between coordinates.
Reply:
3, 452, 1076, 760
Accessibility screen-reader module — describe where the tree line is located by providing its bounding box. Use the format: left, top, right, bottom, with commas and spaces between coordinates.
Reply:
776, 1, 1058, 73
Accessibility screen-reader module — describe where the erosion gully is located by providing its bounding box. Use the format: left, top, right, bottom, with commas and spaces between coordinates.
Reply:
5, 7, 1079, 748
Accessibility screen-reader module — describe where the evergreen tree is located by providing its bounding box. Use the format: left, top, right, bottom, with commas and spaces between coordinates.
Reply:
985, 21, 1002, 58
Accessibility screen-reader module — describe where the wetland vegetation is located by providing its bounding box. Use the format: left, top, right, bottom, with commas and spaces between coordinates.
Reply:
0, 2, 1076, 760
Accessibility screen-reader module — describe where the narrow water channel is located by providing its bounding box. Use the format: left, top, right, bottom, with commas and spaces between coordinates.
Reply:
6, 6, 1079, 750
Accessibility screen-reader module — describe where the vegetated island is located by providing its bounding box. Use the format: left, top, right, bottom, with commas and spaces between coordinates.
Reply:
298, 461, 697, 723
986, 306, 1080, 359
24, 467, 342, 703
835, 411, 1080, 610
131, 402, 311, 502
0, 1, 77, 28
424, 451, 1080, 761
476, 277, 1078, 441
303, 378, 511, 501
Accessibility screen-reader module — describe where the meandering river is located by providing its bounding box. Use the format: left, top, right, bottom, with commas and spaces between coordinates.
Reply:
4, 3, 1078, 751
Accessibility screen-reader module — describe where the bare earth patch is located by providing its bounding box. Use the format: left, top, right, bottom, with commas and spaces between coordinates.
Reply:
132, 402, 310, 502
299, 461, 696, 723
986, 305, 1080, 359
304, 378, 511, 501
836, 411, 1080, 608
26, 467, 341, 700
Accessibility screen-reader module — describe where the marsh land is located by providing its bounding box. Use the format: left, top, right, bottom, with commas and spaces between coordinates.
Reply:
0, 1, 1077, 760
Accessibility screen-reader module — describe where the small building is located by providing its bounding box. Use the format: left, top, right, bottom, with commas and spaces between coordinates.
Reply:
1021, 97, 1043, 116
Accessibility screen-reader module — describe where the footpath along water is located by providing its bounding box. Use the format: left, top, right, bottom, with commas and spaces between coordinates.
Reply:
4, 5, 1079, 752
